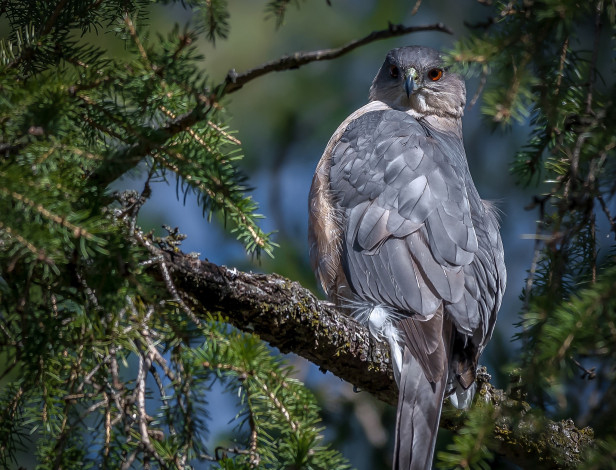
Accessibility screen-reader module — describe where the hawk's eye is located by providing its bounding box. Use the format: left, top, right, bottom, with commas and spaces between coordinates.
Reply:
428, 68, 443, 81
389, 65, 399, 79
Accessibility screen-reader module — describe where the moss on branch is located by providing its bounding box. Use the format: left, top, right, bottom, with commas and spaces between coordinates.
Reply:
157, 246, 594, 469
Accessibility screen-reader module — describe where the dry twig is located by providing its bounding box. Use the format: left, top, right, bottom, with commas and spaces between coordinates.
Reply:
221, 22, 453, 94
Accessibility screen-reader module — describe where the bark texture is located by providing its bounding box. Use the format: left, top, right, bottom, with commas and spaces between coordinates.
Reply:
159, 247, 594, 469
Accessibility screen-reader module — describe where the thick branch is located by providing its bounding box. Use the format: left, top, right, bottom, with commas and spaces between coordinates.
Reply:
220, 22, 453, 94
164, 249, 395, 403
159, 247, 594, 469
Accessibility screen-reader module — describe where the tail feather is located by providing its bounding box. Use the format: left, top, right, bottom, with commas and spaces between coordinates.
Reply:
393, 346, 448, 470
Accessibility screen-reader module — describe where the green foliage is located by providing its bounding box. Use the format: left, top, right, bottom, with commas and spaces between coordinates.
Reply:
183, 324, 350, 469
2, 0, 616, 468
187, 0, 232, 42
265, 0, 305, 28
436, 404, 495, 470
582, 435, 616, 470
0, 0, 345, 468
440, 0, 616, 467
446, 0, 597, 125
527, 263, 616, 367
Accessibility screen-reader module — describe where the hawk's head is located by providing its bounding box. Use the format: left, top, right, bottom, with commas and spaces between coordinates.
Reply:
369, 46, 466, 118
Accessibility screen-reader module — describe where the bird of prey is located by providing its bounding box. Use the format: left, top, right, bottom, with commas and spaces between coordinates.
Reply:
308, 46, 506, 470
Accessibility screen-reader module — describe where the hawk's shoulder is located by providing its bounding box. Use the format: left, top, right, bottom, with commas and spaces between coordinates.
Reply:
338, 109, 428, 145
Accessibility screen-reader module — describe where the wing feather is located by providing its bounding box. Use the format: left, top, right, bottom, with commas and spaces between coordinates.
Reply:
407, 232, 465, 303
330, 110, 478, 320
398, 307, 447, 384
356, 204, 389, 251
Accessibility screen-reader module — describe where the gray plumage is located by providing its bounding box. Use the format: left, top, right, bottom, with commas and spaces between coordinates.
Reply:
308, 46, 506, 470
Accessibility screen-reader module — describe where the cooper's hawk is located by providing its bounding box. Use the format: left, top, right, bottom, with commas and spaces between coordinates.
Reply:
308, 46, 506, 470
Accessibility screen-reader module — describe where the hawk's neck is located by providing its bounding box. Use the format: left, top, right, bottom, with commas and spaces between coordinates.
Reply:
403, 107, 463, 139
368, 100, 463, 139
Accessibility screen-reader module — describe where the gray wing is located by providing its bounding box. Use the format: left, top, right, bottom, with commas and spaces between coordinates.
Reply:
330, 110, 478, 321
446, 199, 506, 387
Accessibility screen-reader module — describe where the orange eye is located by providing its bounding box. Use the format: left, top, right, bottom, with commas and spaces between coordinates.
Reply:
389, 65, 399, 79
428, 68, 443, 81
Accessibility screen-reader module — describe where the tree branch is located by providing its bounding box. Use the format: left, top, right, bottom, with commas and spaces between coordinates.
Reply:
154, 245, 595, 469
88, 22, 451, 189
220, 22, 453, 94
162, 246, 395, 403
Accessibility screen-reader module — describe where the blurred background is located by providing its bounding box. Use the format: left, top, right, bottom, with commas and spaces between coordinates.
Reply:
117, 1, 540, 468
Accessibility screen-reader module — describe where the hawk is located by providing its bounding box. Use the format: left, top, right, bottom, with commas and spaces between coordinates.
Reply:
308, 46, 506, 469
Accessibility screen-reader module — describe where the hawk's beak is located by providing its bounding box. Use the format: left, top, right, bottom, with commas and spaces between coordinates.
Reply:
404, 67, 419, 98
404, 75, 415, 98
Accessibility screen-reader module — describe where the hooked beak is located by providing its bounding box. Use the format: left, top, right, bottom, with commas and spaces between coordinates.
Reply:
404, 75, 415, 98
404, 67, 419, 98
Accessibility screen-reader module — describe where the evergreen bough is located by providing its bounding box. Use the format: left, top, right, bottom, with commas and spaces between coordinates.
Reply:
0, 1, 343, 468
1, 0, 616, 469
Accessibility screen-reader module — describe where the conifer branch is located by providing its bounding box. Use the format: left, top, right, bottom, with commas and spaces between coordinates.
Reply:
87, 22, 452, 189
151, 243, 595, 469
1, 187, 95, 240
220, 22, 453, 94
40, 0, 69, 36
0, 221, 54, 265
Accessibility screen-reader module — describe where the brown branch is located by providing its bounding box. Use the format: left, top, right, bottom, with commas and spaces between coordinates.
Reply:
597, 193, 616, 236
585, 0, 603, 114
87, 23, 450, 189
161, 246, 393, 401
136, 350, 168, 469
41, 0, 69, 36
220, 22, 453, 94
410, 0, 422, 16
554, 37, 569, 96
154, 245, 595, 469
468, 64, 488, 109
